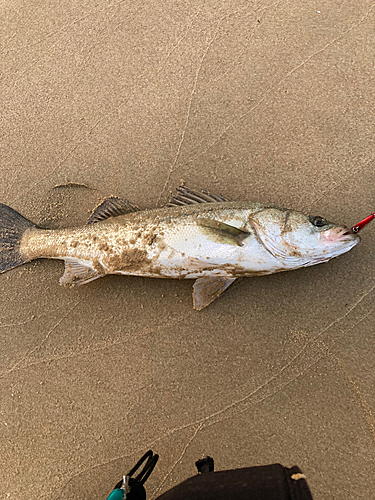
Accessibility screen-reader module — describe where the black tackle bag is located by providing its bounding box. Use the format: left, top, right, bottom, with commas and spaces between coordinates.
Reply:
107, 452, 314, 500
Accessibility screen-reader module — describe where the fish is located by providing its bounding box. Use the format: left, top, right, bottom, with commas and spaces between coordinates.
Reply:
0, 185, 360, 310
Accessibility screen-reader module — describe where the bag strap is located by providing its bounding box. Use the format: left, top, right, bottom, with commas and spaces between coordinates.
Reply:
106, 450, 159, 500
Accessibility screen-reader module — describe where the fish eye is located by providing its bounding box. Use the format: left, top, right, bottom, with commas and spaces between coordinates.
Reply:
310, 216, 327, 228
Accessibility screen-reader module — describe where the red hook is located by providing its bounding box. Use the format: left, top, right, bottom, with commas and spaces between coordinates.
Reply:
351, 213, 375, 233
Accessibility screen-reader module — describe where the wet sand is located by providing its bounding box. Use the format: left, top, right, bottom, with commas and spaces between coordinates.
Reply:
1, 1, 374, 499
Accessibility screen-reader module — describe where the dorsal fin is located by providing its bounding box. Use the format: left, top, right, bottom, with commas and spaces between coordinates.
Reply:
166, 185, 229, 207
88, 197, 140, 224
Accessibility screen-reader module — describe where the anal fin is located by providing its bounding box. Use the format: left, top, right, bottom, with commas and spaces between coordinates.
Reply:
192, 276, 236, 310
60, 259, 104, 286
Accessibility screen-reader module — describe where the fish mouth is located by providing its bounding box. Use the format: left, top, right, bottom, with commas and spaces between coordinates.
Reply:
320, 227, 360, 244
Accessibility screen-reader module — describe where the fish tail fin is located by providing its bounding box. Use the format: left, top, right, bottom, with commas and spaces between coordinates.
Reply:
0, 203, 38, 273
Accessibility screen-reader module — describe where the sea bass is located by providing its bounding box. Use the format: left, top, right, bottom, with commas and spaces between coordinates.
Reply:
0, 185, 360, 310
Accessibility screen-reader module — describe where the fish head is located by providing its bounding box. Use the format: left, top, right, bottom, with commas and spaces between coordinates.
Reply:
250, 208, 360, 268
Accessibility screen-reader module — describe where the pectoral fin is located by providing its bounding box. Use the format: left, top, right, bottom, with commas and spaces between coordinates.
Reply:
60, 259, 104, 286
192, 276, 237, 310
197, 219, 251, 246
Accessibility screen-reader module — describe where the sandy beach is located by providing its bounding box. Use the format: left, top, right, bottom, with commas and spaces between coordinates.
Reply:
1, 1, 374, 498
